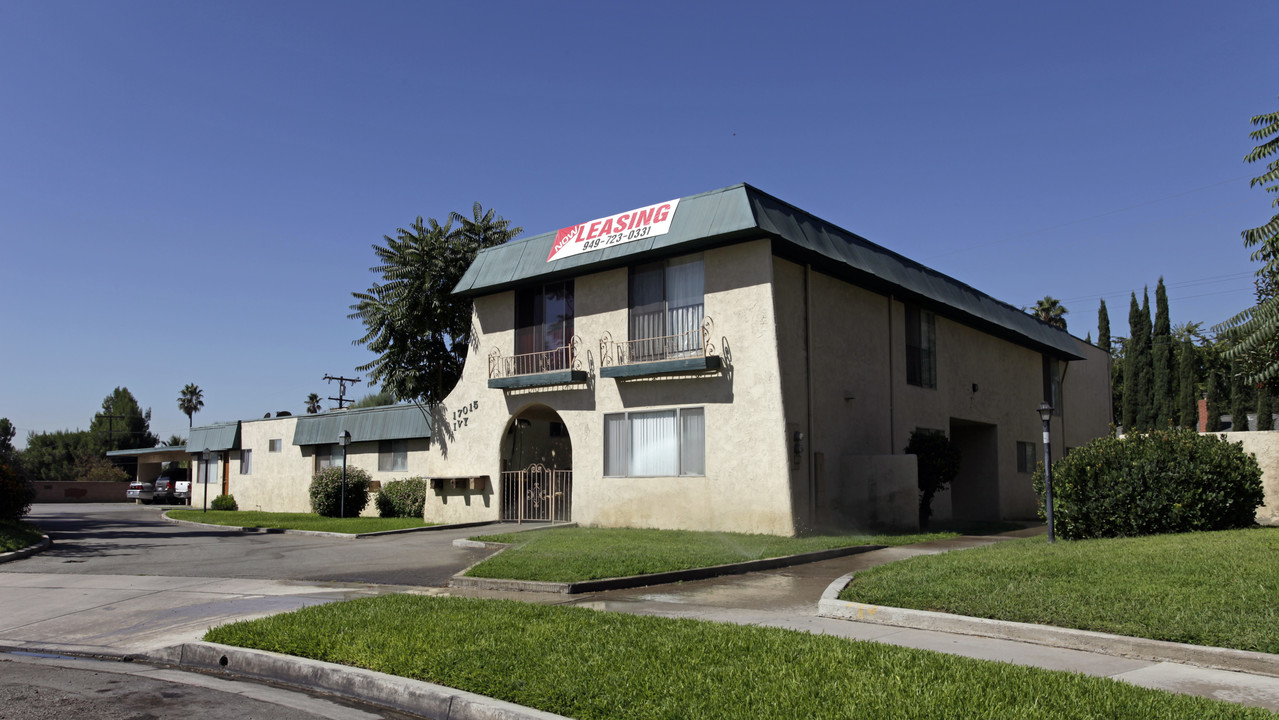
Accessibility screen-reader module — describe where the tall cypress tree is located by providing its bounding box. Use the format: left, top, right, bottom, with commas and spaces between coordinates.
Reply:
1177, 338, 1198, 428
1230, 360, 1253, 431
1258, 386, 1274, 431
1134, 289, 1155, 430
1098, 299, 1111, 354
1205, 374, 1222, 431
1152, 278, 1173, 427
1098, 299, 1119, 427
1123, 293, 1140, 431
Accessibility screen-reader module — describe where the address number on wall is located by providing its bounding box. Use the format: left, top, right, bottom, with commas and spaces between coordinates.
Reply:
452, 400, 479, 431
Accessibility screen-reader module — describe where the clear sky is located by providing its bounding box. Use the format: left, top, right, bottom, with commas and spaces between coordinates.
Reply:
2, 1, 1275, 448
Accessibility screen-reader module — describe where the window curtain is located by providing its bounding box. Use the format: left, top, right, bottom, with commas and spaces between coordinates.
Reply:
240, 449, 252, 475
665, 256, 704, 356
629, 262, 666, 361
604, 413, 628, 476
679, 408, 705, 475
629, 410, 678, 476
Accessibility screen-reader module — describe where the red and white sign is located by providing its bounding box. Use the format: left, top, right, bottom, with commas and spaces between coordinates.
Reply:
546, 198, 681, 262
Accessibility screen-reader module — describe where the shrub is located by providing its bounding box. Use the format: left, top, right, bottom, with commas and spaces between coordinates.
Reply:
210, 494, 239, 512
376, 477, 428, 518
0, 462, 35, 521
1033, 428, 1263, 540
309, 466, 371, 517
904, 429, 961, 527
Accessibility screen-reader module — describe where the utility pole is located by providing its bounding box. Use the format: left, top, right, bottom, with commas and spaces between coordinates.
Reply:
323, 375, 361, 409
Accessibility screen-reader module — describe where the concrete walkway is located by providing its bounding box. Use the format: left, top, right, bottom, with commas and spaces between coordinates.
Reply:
5, 515, 1279, 716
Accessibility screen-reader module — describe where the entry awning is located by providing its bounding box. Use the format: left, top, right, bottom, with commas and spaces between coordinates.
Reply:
105, 446, 189, 463
292, 405, 432, 446
187, 422, 241, 452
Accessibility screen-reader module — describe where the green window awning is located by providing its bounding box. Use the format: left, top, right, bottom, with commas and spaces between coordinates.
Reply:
292, 405, 432, 446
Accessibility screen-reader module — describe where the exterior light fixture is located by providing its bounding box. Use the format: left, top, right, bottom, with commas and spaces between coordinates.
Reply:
1036, 402, 1055, 543
338, 430, 351, 518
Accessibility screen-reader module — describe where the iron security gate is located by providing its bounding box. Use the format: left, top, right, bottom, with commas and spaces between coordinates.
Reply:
501, 464, 572, 523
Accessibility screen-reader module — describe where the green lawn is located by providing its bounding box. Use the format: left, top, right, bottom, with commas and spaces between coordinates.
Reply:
840, 527, 1279, 654
0, 520, 43, 552
464, 526, 957, 583
166, 510, 433, 534
205, 595, 1270, 720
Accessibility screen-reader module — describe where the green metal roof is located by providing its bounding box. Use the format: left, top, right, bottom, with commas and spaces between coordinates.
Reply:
187, 423, 241, 452
453, 183, 1085, 360
292, 404, 432, 446
106, 446, 187, 458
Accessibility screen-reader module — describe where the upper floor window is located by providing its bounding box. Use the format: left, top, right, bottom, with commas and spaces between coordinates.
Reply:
515, 280, 574, 367
629, 254, 704, 360
906, 305, 936, 389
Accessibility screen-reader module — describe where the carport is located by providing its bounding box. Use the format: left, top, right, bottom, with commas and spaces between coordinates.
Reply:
105, 446, 189, 486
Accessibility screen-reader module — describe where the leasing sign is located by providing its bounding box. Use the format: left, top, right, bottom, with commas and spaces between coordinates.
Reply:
546, 198, 680, 262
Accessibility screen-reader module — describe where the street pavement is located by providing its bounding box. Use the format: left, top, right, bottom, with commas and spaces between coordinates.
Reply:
4, 503, 1279, 716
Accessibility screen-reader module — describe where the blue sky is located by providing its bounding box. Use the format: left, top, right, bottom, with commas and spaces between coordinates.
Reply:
2, 1, 1275, 448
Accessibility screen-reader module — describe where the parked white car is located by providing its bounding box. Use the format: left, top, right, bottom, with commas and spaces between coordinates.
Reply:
127, 480, 155, 503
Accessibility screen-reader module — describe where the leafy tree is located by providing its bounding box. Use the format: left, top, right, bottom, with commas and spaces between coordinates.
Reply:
306, 393, 323, 414
90, 387, 157, 451
178, 383, 204, 428
1152, 278, 1174, 427
0, 418, 16, 464
19, 430, 99, 483
904, 430, 961, 527
1030, 296, 1068, 330
1214, 97, 1279, 386
351, 389, 396, 409
1258, 386, 1274, 431
350, 203, 521, 404
1177, 338, 1198, 428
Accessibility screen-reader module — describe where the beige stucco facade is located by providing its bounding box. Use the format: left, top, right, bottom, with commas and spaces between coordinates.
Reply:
422, 238, 1112, 535
1211, 431, 1279, 526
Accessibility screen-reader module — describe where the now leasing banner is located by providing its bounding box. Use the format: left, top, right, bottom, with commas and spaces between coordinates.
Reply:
546, 198, 680, 262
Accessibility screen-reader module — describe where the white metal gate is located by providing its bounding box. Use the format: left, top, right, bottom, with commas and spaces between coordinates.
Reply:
500, 464, 572, 523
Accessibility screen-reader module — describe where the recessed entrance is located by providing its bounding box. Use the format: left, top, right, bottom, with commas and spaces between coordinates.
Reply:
500, 405, 572, 523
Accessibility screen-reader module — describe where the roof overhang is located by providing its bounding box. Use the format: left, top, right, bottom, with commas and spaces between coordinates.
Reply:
292, 405, 432, 446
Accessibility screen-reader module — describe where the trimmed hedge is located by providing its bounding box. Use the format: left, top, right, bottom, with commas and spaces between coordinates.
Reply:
210, 494, 239, 511
1033, 429, 1263, 540
376, 477, 427, 518
309, 466, 371, 517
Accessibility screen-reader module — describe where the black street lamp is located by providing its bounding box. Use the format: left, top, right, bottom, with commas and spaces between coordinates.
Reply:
1037, 402, 1055, 543
338, 430, 351, 518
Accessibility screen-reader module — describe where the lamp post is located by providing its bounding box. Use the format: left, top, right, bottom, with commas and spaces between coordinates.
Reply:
202, 448, 212, 514
1037, 402, 1055, 543
338, 431, 351, 519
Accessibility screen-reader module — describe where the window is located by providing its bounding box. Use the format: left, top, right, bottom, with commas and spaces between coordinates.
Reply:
240, 449, 252, 475
197, 455, 217, 485
378, 439, 407, 472
315, 444, 344, 471
1016, 441, 1036, 473
629, 254, 704, 360
604, 407, 705, 477
515, 280, 574, 369
268, 439, 282, 453
906, 305, 936, 388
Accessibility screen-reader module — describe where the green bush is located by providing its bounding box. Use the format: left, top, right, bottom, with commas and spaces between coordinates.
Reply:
375, 477, 427, 518
210, 494, 238, 512
309, 466, 371, 517
0, 462, 35, 521
1033, 428, 1263, 540
904, 429, 961, 527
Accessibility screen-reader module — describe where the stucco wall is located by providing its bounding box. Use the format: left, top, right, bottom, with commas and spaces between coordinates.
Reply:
770, 256, 1111, 528
32, 482, 129, 503
426, 239, 797, 534
1211, 431, 1279, 526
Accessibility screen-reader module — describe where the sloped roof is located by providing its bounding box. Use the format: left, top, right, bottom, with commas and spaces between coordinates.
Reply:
453, 183, 1085, 360
187, 422, 241, 452
292, 404, 432, 446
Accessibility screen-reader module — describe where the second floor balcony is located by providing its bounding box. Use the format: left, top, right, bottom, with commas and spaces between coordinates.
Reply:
599, 316, 722, 378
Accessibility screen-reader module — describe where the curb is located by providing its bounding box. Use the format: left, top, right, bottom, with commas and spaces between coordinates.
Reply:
817, 573, 1279, 679
161, 511, 498, 540
174, 642, 570, 720
0, 535, 51, 564
451, 544, 886, 595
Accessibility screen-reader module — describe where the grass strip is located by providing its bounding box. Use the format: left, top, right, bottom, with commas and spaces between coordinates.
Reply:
464, 527, 958, 582
0, 520, 43, 552
166, 509, 433, 534
205, 595, 1271, 720
840, 527, 1279, 654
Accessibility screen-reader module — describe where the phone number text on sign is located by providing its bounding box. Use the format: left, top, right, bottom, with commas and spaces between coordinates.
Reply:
580, 224, 654, 252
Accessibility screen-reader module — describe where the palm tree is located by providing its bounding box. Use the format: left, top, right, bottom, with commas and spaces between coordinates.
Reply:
306, 393, 323, 414
165, 434, 185, 447
178, 383, 204, 428
1032, 296, 1069, 330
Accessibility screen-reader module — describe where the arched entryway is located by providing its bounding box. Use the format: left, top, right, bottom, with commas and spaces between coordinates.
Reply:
500, 404, 572, 523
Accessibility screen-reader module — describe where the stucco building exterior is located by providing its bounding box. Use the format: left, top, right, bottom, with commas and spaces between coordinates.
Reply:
421, 184, 1112, 535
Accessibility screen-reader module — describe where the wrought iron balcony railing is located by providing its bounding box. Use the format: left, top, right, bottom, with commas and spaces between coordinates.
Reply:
489, 336, 585, 380
600, 317, 717, 369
